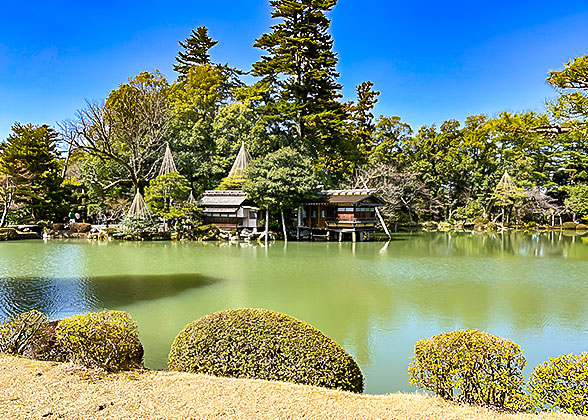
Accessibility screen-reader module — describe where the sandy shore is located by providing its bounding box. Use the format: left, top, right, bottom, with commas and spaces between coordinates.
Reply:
0, 354, 584, 420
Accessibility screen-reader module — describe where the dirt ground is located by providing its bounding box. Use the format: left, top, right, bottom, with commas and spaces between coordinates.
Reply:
0, 354, 584, 420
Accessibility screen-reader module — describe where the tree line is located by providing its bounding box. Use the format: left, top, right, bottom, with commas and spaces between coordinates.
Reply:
1, 0, 588, 227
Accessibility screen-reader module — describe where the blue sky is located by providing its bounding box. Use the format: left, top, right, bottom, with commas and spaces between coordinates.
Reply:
1, 0, 588, 140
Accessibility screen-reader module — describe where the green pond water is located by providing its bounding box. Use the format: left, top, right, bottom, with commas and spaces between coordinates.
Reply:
1, 231, 587, 394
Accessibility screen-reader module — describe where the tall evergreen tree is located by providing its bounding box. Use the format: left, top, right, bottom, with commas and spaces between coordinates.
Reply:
347, 81, 380, 160
252, 0, 346, 165
0, 123, 66, 222
174, 26, 218, 76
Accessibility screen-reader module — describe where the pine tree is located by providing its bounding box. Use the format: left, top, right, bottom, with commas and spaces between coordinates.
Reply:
174, 26, 218, 76
0, 123, 65, 221
347, 81, 380, 160
252, 0, 346, 161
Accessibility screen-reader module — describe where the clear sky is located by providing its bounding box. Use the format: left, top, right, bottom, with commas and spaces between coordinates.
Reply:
1, 0, 588, 140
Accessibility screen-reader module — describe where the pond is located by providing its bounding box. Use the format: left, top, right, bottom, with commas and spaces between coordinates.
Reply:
1, 231, 587, 394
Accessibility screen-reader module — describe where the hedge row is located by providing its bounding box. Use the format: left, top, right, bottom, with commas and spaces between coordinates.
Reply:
409, 329, 588, 415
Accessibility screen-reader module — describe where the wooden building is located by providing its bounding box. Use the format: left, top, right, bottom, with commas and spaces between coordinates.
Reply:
198, 190, 261, 230
297, 189, 385, 242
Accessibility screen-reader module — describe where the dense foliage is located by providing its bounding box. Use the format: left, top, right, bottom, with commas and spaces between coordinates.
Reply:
168, 308, 364, 393
2, 0, 588, 227
0, 124, 68, 225
408, 329, 528, 411
55, 310, 143, 371
528, 352, 588, 415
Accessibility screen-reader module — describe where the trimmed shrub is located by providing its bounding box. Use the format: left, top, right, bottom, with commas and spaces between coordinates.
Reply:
408, 329, 528, 411
529, 353, 588, 415
55, 310, 143, 371
168, 308, 364, 393
0, 310, 47, 356
576, 223, 588, 230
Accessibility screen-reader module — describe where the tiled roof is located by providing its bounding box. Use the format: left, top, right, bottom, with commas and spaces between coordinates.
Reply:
305, 189, 384, 205
198, 190, 247, 206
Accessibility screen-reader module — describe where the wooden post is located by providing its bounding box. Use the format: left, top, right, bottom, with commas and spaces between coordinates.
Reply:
281, 208, 287, 243
360, 176, 391, 240
352, 231, 357, 243
339, 232, 343, 242
297, 206, 302, 240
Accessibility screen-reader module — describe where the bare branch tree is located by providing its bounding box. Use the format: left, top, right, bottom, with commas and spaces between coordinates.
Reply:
351, 163, 442, 223
63, 72, 172, 193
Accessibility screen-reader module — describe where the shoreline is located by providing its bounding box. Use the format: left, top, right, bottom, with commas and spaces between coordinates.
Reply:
0, 354, 583, 420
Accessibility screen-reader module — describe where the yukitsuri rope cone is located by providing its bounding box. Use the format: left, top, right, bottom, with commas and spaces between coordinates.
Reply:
159, 143, 178, 176
228, 141, 252, 178
127, 191, 151, 218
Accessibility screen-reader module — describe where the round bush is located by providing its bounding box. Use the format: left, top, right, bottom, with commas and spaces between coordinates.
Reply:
409, 329, 528, 411
168, 308, 364, 393
56, 310, 143, 371
529, 352, 588, 415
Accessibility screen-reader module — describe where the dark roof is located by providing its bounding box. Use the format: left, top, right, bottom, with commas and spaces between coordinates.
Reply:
198, 190, 247, 207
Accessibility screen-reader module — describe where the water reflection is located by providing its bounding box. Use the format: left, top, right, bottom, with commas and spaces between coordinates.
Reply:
0, 274, 219, 320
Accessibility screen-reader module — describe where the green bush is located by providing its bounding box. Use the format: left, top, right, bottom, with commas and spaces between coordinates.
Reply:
0, 310, 47, 356
55, 310, 143, 371
408, 329, 528, 411
168, 308, 364, 393
486, 221, 499, 231
115, 214, 161, 240
529, 352, 588, 415
454, 200, 484, 221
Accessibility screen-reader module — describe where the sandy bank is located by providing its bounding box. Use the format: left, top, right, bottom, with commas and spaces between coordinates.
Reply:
0, 354, 583, 420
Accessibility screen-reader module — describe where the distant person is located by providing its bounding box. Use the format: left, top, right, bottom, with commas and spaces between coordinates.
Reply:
69, 211, 75, 225
75, 212, 81, 222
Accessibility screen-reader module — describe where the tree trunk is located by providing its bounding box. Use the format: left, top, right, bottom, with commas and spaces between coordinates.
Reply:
0, 195, 11, 227
360, 176, 390, 240
264, 207, 269, 244
281, 208, 287, 243
0, 181, 13, 228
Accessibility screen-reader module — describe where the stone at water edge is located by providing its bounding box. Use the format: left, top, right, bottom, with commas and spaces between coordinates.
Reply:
69, 223, 92, 233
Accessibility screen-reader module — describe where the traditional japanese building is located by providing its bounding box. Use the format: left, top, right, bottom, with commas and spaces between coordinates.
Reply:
198, 142, 386, 239
198, 142, 262, 230
297, 189, 385, 241
198, 190, 261, 230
